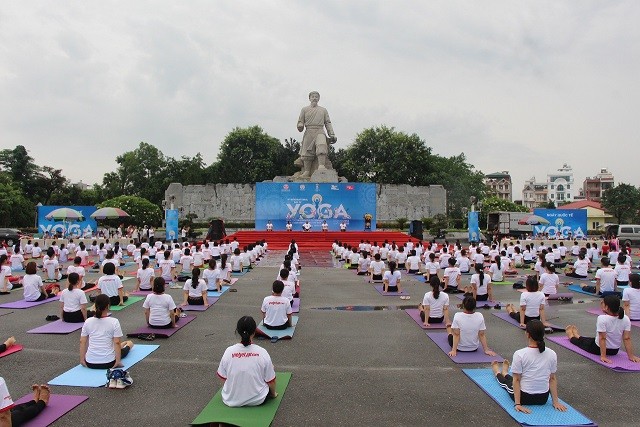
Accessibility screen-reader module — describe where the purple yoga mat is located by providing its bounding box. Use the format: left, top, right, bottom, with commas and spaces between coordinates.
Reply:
547, 335, 640, 372
426, 332, 503, 363
292, 298, 300, 313
28, 320, 83, 334
13, 394, 88, 427
492, 312, 564, 331
182, 298, 218, 311
586, 308, 640, 328
363, 276, 383, 284
0, 296, 60, 309
373, 284, 408, 296
454, 294, 500, 307
516, 289, 574, 299
130, 289, 153, 296
405, 309, 447, 329
127, 315, 196, 338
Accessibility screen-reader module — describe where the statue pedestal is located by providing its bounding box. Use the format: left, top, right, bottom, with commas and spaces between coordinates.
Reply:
310, 168, 339, 183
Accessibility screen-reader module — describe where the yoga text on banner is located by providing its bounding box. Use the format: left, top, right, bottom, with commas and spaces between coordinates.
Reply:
533, 208, 587, 238
37, 205, 98, 238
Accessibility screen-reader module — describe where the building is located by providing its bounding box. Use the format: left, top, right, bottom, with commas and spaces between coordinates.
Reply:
557, 200, 613, 231
583, 168, 615, 202
72, 181, 90, 190
485, 171, 512, 201
547, 164, 574, 206
522, 177, 548, 208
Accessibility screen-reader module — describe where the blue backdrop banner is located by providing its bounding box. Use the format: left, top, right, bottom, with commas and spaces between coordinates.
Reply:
37, 206, 98, 237
468, 211, 480, 242
165, 209, 179, 241
533, 209, 588, 238
255, 182, 377, 231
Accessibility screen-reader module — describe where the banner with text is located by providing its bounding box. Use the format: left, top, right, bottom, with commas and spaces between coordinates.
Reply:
256, 182, 377, 231
468, 211, 480, 242
533, 209, 587, 239
165, 209, 179, 241
37, 206, 98, 238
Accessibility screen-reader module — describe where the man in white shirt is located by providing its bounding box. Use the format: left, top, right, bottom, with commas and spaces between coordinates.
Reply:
261, 281, 293, 329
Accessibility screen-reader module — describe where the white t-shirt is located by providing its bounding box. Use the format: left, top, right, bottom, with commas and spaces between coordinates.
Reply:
60, 288, 88, 312
230, 255, 243, 271
439, 253, 451, 268
573, 259, 590, 277
180, 255, 194, 271
383, 270, 401, 287
520, 291, 546, 317
457, 256, 471, 273
193, 251, 204, 267
470, 273, 491, 296
622, 287, 640, 320
137, 268, 155, 290
9, 254, 24, 270
66, 265, 86, 287
369, 260, 385, 276
473, 253, 485, 265
488, 263, 504, 282
158, 259, 176, 280
22, 274, 43, 301
443, 267, 461, 288
615, 264, 631, 282
203, 268, 219, 290
184, 278, 207, 297
595, 268, 617, 292
596, 314, 631, 349
0, 265, 13, 291
97, 274, 123, 297
43, 258, 60, 280
261, 295, 293, 326
396, 251, 407, 265
511, 347, 557, 394
422, 291, 449, 318
424, 261, 439, 275
0, 376, 13, 412
217, 343, 276, 407
451, 311, 486, 351
143, 293, 177, 326
406, 255, 420, 270
32, 246, 42, 257
539, 273, 559, 295
81, 316, 123, 364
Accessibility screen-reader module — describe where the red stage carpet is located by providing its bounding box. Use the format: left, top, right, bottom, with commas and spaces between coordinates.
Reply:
226, 231, 413, 250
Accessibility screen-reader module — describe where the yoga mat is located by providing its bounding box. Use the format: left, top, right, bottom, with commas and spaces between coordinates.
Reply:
183, 298, 218, 311
231, 269, 248, 276
0, 296, 60, 309
130, 289, 153, 296
567, 285, 601, 297
28, 320, 84, 334
363, 277, 383, 284
373, 284, 408, 296
455, 294, 501, 308
492, 312, 564, 332
547, 336, 640, 372
82, 286, 98, 293
207, 285, 231, 298
413, 275, 427, 283
127, 315, 196, 338
13, 394, 89, 427
462, 368, 595, 426
586, 308, 640, 328
516, 290, 574, 300
0, 344, 23, 358
492, 280, 515, 285
292, 298, 300, 313
108, 296, 144, 311
256, 316, 298, 339
405, 308, 447, 329
191, 372, 292, 427
426, 332, 503, 363
48, 344, 160, 387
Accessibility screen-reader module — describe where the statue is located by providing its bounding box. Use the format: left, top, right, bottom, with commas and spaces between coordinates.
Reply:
293, 91, 337, 179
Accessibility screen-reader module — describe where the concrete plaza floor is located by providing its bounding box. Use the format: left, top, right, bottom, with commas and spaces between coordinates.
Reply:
1, 250, 637, 426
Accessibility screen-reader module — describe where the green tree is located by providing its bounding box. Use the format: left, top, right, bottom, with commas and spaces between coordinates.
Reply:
165, 153, 207, 186
545, 200, 556, 209
98, 195, 163, 227
479, 196, 529, 228
601, 184, 640, 224
0, 173, 34, 227
0, 145, 41, 202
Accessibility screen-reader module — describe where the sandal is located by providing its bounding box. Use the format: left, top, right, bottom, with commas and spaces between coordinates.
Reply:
138, 333, 156, 341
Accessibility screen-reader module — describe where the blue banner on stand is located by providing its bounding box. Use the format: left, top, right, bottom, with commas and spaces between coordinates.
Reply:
37, 206, 98, 238
256, 183, 377, 231
165, 209, 179, 242
468, 211, 480, 242
533, 209, 587, 239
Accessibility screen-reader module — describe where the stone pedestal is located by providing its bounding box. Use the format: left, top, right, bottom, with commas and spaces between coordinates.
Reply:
310, 168, 340, 183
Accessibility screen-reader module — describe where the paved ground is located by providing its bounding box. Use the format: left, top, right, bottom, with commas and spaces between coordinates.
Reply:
1, 250, 638, 426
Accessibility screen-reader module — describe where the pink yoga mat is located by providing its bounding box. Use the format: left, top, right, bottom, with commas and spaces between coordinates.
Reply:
28, 320, 84, 334
547, 335, 640, 372
292, 298, 300, 313
130, 289, 153, 296
586, 308, 640, 328
0, 344, 23, 358
373, 284, 408, 296
426, 332, 504, 363
13, 394, 88, 427
405, 309, 448, 329
454, 294, 501, 307
182, 298, 218, 311
127, 315, 196, 338
0, 296, 60, 309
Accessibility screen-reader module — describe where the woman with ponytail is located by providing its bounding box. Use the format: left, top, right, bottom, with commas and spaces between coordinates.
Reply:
467, 263, 492, 302
565, 295, 640, 363
419, 276, 450, 327
505, 276, 547, 328
382, 261, 402, 293
218, 253, 232, 287
493, 320, 567, 413
488, 255, 504, 283
134, 257, 155, 292
59, 273, 93, 323
217, 316, 277, 407
0, 254, 23, 293
80, 294, 134, 369
181, 267, 208, 307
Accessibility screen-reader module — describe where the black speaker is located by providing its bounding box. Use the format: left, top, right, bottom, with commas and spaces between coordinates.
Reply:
409, 220, 423, 239
206, 219, 226, 241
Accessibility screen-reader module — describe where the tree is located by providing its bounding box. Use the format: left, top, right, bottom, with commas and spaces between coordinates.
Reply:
0, 173, 34, 227
479, 196, 529, 229
545, 200, 556, 209
0, 145, 41, 202
98, 196, 163, 227
601, 184, 640, 224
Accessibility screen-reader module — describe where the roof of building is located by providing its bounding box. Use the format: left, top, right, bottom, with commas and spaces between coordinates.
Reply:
557, 200, 604, 210
485, 172, 511, 179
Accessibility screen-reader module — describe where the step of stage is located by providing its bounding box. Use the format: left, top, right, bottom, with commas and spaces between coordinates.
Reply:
226, 231, 414, 250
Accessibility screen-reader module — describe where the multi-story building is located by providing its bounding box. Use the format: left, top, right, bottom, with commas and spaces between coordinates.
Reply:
547, 164, 574, 206
485, 171, 512, 201
522, 177, 548, 208
583, 168, 615, 201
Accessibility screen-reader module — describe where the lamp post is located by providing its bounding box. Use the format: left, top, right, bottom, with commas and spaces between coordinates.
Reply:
34, 202, 43, 229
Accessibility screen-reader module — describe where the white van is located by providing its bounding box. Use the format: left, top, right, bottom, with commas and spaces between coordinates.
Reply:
605, 224, 640, 246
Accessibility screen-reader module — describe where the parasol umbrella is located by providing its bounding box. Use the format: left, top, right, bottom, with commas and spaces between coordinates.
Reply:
45, 208, 85, 221
518, 214, 550, 225
90, 207, 130, 220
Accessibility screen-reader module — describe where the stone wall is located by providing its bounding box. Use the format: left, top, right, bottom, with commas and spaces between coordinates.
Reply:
165, 183, 446, 222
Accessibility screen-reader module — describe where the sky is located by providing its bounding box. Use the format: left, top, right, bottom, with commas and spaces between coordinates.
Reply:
1, 1, 639, 199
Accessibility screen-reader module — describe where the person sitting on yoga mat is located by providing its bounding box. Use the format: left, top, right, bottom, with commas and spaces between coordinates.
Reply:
534, 253, 546, 280
217, 316, 277, 407
203, 258, 219, 292
42, 248, 64, 282
134, 258, 155, 292
383, 261, 402, 293
347, 247, 360, 269
493, 320, 567, 414
623, 274, 640, 321
565, 295, 640, 363
447, 296, 496, 357
261, 280, 293, 330
423, 252, 439, 280
564, 252, 590, 279
230, 248, 243, 273
0, 379, 51, 427
100, 250, 120, 276
579, 258, 619, 297
614, 254, 631, 288
97, 262, 128, 306
369, 253, 385, 281
67, 257, 92, 291
23, 262, 57, 302
81, 294, 134, 369
505, 276, 547, 328
59, 273, 94, 323
9, 245, 25, 271
396, 246, 407, 270
405, 250, 420, 274
443, 257, 461, 293
158, 250, 177, 284
456, 249, 471, 274
465, 264, 493, 302
538, 263, 559, 297
488, 255, 504, 283
357, 252, 370, 275
420, 276, 451, 327
1, 255, 23, 294
182, 267, 209, 307
144, 277, 180, 329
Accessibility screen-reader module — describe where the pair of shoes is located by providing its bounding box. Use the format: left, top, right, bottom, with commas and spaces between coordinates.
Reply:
45, 315, 60, 321
138, 333, 156, 341
169, 283, 182, 289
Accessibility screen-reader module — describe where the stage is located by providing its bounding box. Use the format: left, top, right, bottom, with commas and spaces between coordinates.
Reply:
226, 230, 413, 250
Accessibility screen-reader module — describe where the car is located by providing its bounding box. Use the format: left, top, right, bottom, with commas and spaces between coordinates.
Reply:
604, 224, 640, 247
0, 228, 28, 246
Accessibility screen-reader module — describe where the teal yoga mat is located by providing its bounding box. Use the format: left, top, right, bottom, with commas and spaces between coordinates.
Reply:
207, 285, 231, 298
256, 317, 299, 339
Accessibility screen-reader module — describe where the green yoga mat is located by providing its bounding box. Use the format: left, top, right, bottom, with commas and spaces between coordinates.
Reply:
491, 280, 514, 285
191, 372, 292, 426
109, 296, 144, 311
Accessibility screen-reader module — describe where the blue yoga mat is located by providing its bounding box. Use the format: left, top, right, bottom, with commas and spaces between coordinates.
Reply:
48, 344, 159, 387
257, 316, 299, 339
567, 284, 602, 297
207, 285, 231, 298
462, 368, 595, 426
